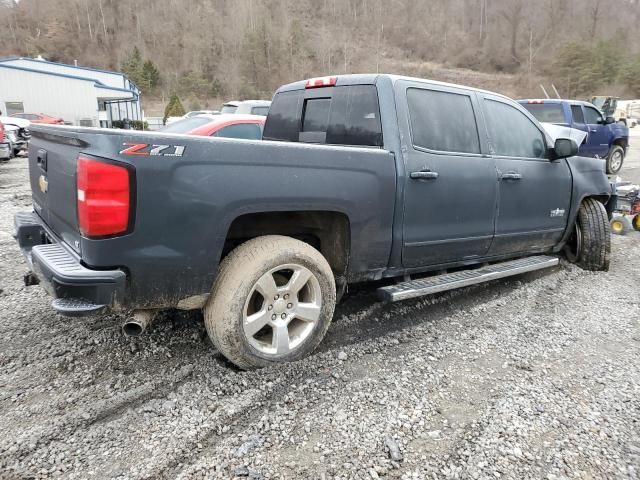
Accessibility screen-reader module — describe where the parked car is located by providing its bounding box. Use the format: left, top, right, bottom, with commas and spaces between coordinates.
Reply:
519, 99, 629, 174
0, 120, 11, 161
181, 114, 265, 139
220, 100, 270, 116
15, 74, 613, 369
159, 114, 220, 132
11, 113, 64, 124
0, 116, 30, 156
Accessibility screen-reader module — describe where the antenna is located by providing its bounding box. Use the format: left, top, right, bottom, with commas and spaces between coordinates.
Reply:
539, 85, 550, 99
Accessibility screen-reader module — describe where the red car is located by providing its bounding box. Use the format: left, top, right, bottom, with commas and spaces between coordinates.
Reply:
161, 114, 265, 139
11, 113, 65, 124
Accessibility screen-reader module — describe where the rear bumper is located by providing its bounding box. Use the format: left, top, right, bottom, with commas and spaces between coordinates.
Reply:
14, 211, 126, 316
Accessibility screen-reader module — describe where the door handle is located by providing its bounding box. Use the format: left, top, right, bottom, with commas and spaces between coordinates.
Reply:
36, 149, 48, 172
410, 170, 439, 180
500, 172, 522, 180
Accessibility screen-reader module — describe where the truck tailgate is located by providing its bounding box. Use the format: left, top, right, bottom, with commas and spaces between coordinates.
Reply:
29, 129, 87, 253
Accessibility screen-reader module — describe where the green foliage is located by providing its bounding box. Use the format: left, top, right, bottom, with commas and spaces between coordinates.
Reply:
621, 58, 640, 97
141, 60, 160, 91
163, 94, 186, 124
112, 119, 148, 130
553, 41, 627, 98
176, 71, 225, 99
122, 48, 161, 93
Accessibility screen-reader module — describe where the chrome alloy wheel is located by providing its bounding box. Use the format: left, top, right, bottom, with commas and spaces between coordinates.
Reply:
243, 264, 322, 356
610, 150, 623, 172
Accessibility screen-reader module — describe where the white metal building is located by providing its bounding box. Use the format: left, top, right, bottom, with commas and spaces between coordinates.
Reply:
0, 57, 141, 127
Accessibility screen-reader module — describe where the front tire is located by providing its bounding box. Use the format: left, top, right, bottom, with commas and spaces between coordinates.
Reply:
606, 145, 625, 175
565, 198, 611, 271
204, 235, 336, 370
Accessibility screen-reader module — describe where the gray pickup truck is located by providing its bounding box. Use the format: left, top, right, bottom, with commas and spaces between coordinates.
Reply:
15, 74, 613, 369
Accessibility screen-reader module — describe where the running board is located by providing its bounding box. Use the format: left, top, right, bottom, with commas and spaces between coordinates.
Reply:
377, 256, 559, 302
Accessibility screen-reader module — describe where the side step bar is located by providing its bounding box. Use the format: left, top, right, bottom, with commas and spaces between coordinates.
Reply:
377, 255, 559, 302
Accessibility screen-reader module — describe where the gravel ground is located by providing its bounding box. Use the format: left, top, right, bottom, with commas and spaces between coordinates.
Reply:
0, 150, 639, 480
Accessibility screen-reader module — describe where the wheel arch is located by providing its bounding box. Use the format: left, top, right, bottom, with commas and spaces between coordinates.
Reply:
220, 209, 352, 282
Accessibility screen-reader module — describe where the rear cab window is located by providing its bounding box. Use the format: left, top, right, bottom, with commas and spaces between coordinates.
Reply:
521, 103, 566, 124
263, 84, 383, 147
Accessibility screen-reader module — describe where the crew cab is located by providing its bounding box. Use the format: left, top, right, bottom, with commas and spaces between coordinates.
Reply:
519, 99, 629, 174
15, 74, 613, 369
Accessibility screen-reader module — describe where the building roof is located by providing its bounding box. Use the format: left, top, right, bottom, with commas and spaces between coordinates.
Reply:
0, 57, 138, 100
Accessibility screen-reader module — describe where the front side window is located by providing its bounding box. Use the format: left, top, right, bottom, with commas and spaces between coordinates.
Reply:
483, 99, 546, 159
406, 88, 480, 154
584, 106, 603, 125
213, 123, 262, 140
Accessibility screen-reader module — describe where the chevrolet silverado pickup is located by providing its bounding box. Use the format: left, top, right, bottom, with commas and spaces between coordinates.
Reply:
519, 99, 629, 175
15, 74, 613, 369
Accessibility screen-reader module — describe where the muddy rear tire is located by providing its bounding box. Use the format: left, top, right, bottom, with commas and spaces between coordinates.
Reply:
565, 198, 611, 271
204, 235, 336, 370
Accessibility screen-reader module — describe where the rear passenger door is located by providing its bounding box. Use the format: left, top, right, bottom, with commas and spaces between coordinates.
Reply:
396, 81, 498, 267
583, 105, 610, 158
480, 95, 572, 255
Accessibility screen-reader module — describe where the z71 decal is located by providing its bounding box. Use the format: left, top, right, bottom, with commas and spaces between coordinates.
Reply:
119, 143, 185, 157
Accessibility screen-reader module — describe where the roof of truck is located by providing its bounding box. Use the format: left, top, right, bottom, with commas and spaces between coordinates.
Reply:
276, 73, 514, 101
519, 99, 597, 107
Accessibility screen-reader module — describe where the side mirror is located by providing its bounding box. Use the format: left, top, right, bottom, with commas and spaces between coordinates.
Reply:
552, 138, 578, 159
605, 116, 616, 125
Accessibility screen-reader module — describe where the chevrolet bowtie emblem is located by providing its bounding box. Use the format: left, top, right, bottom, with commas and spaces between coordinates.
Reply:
38, 175, 48, 193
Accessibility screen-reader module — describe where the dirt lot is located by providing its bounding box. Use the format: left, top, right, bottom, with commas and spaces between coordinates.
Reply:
0, 141, 639, 480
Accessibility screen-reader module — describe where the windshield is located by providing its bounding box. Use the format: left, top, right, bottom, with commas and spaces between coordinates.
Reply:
160, 117, 212, 133
221, 104, 238, 114
521, 103, 566, 124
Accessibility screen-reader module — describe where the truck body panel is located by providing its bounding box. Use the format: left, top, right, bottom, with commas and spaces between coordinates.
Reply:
16, 75, 614, 314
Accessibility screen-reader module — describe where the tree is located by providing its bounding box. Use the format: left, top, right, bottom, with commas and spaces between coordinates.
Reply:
141, 59, 160, 91
122, 47, 144, 87
163, 94, 185, 124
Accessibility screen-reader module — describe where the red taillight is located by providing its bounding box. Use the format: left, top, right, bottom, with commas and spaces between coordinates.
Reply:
305, 76, 337, 89
77, 156, 131, 237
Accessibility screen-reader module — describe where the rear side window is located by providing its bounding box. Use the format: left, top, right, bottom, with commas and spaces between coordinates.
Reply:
571, 105, 585, 124
483, 99, 546, 159
406, 88, 480, 154
263, 85, 383, 147
521, 103, 566, 124
213, 123, 262, 140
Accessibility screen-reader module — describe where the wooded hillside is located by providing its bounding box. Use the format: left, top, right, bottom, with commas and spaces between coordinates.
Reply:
2, 0, 640, 111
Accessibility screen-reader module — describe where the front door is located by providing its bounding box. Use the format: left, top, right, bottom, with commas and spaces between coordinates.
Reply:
583, 104, 610, 158
397, 82, 498, 268
481, 95, 572, 255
